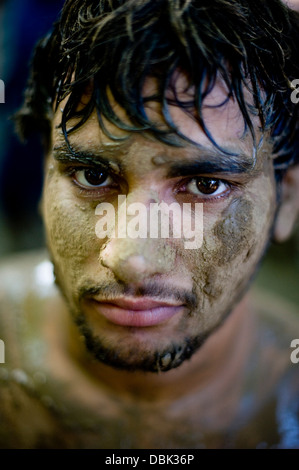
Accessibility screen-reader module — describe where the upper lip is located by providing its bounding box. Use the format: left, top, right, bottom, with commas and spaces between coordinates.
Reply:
91, 297, 183, 310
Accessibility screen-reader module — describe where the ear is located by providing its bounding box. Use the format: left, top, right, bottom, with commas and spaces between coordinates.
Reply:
273, 165, 299, 242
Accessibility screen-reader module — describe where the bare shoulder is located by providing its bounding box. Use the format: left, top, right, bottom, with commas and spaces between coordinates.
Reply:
250, 285, 299, 387
0, 251, 75, 448
251, 285, 299, 344
0, 249, 57, 362
244, 286, 299, 448
0, 248, 61, 363
0, 249, 56, 301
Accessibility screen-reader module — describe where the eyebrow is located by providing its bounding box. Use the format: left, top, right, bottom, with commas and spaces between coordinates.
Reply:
53, 143, 257, 178
52, 144, 123, 174
166, 149, 257, 178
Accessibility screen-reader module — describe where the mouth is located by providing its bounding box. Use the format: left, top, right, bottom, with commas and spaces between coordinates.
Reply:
88, 296, 184, 327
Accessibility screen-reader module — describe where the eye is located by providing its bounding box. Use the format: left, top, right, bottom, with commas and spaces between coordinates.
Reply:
74, 168, 113, 188
186, 177, 229, 197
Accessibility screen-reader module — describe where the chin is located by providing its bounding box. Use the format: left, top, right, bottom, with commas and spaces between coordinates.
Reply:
77, 318, 209, 373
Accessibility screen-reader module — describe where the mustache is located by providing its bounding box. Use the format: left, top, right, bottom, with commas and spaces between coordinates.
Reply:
78, 280, 198, 310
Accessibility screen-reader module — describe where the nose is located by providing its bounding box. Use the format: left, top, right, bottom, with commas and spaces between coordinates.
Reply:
99, 237, 176, 284
97, 188, 178, 283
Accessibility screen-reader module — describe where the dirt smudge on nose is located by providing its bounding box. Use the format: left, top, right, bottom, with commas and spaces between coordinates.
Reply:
100, 236, 176, 282
214, 198, 254, 265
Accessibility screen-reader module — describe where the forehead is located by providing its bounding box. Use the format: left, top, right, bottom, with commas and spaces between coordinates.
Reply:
52, 73, 264, 160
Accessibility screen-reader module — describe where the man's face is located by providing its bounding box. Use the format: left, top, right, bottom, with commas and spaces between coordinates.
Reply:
42, 75, 277, 372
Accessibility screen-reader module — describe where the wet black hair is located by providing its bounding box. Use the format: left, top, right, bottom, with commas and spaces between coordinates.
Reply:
15, 0, 299, 174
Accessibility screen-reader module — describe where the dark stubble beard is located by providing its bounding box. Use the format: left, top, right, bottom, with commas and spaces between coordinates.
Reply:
53, 266, 215, 372
51, 262, 258, 373
74, 311, 211, 373
54, 275, 242, 373
72, 283, 210, 373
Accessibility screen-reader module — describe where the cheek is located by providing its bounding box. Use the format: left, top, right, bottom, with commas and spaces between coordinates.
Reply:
213, 197, 255, 265
211, 175, 276, 270
180, 177, 276, 326
43, 177, 99, 282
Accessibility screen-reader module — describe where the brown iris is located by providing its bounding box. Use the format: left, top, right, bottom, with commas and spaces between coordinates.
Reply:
83, 169, 108, 186
196, 177, 220, 194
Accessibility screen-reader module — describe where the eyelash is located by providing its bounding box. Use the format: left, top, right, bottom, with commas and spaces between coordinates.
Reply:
64, 165, 119, 193
65, 165, 237, 201
176, 177, 234, 201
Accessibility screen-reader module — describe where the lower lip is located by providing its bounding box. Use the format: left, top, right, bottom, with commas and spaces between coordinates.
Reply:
89, 302, 183, 327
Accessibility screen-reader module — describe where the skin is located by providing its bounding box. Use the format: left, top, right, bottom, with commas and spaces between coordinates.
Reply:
285, 0, 299, 11
42, 75, 277, 373
0, 73, 299, 449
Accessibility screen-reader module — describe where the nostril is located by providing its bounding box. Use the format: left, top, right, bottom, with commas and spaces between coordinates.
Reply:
99, 253, 108, 269
99, 241, 112, 268
148, 198, 158, 205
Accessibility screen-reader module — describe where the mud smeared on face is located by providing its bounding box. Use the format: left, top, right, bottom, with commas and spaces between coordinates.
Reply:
202, 268, 224, 300
214, 198, 254, 265
99, 236, 177, 285
42, 167, 100, 295
43, 77, 278, 373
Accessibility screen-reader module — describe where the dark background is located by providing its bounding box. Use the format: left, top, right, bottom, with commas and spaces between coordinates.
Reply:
0, 0, 298, 305
0, 0, 64, 254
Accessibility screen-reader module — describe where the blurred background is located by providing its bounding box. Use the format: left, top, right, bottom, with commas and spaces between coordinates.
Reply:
0, 0, 64, 255
0, 0, 298, 306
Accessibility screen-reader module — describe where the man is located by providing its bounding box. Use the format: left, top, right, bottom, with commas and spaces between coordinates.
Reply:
0, 0, 299, 449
